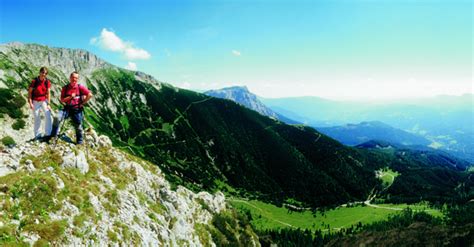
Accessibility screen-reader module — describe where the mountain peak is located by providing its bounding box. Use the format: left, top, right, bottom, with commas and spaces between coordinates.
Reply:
359, 121, 391, 128
204, 86, 278, 118
206, 85, 249, 93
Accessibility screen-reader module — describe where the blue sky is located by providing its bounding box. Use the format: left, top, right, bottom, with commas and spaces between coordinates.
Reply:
1, 0, 472, 100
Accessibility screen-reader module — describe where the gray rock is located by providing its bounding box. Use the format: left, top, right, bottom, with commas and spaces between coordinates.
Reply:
76, 151, 89, 174
61, 150, 89, 174
7, 162, 18, 171
61, 151, 76, 170
25, 162, 36, 173
98, 135, 112, 147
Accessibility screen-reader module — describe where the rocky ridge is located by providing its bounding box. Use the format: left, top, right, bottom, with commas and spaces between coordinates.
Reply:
0, 128, 258, 246
0, 42, 165, 109
204, 86, 279, 119
0, 42, 108, 86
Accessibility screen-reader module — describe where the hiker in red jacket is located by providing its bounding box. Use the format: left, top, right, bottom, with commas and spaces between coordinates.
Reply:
28, 67, 52, 139
50, 71, 93, 144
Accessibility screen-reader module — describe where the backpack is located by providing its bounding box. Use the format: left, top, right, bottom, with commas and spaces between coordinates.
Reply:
31, 77, 50, 98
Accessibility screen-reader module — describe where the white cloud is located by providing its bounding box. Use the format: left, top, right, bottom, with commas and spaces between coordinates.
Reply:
125, 62, 137, 71
124, 47, 151, 60
91, 28, 151, 60
98, 29, 126, 51
232, 50, 241, 56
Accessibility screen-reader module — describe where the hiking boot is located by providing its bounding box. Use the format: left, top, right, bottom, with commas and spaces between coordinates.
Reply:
43, 135, 52, 143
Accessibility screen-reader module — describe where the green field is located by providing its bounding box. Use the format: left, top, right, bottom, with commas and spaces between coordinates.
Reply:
377, 168, 400, 188
229, 199, 442, 232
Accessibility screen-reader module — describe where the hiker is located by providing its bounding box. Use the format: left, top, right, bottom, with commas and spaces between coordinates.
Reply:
50, 71, 93, 144
28, 67, 52, 139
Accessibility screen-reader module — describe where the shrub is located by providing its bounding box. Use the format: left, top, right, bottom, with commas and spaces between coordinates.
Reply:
0, 88, 25, 119
12, 95, 26, 108
9, 108, 23, 119
1, 136, 15, 146
12, 119, 26, 130
0, 88, 14, 104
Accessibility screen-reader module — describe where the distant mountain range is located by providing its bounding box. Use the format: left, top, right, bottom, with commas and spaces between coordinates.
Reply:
317, 121, 432, 147
261, 95, 474, 162
207, 86, 473, 163
204, 86, 299, 124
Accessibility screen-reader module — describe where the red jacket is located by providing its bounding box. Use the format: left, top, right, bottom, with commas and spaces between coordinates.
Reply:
61, 83, 90, 108
29, 77, 51, 101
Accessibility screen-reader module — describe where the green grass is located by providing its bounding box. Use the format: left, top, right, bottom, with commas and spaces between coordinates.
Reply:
370, 203, 444, 218
229, 198, 442, 233
377, 168, 400, 188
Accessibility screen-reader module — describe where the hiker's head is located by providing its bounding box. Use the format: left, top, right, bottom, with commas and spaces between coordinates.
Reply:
69, 71, 79, 85
39, 67, 48, 79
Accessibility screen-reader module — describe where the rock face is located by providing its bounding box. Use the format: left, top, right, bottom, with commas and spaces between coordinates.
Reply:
0, 42, 108, 80
0, 128, 259, 246
0, 42, 165, 94
205, 86, 279, 119
204, 86, 299, 124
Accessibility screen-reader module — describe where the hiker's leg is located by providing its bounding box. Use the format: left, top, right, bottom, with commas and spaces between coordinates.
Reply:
43, 101, 53, 136
40, 101, 52, 136
71, 110, 84, 144
32, 100, 42, 138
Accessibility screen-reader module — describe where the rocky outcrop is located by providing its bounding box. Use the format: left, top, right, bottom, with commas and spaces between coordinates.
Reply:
0, 129, 258, 246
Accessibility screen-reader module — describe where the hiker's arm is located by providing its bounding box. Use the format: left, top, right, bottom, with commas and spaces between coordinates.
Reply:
46, 87, 51, 110
61, 95, 73, 103
81, 93, 93, 106
60, 89, 74, 104
28, 87, 34, 109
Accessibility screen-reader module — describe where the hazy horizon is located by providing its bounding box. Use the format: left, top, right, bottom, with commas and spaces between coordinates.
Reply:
201, 84, 473, 102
